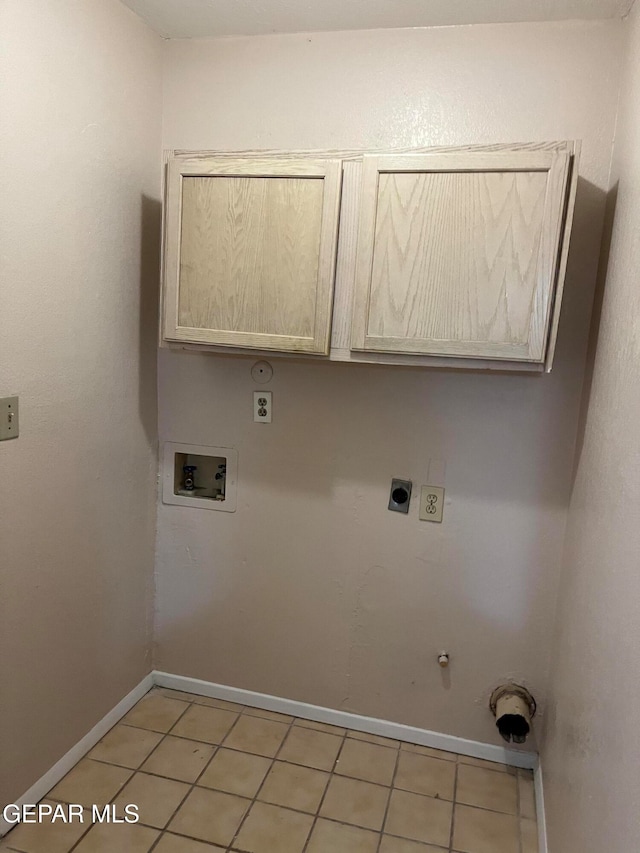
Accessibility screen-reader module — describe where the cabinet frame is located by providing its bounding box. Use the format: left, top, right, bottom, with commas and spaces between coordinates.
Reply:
162, 156, 343, 355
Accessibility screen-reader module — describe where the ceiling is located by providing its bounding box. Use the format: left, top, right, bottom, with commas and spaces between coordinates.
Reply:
120, 0, 635, 39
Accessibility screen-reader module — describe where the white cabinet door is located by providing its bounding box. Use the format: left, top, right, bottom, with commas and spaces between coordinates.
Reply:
350, 149, 571, 362
163, 156, 342, 354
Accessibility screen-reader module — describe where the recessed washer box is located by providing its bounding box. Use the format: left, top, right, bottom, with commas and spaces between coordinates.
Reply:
162, 442, 238, 512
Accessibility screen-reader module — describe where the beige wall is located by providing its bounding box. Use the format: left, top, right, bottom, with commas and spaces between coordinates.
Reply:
157, 22, 622, 744
0, 1, 162, 803
542, 4, 640, 851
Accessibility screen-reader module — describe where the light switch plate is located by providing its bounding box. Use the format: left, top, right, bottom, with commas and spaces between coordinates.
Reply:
419, 485, 444, 522
0, 396, 19, 440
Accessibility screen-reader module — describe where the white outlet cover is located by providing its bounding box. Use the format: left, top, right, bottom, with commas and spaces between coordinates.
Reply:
253, 391, 272, 423
0, 396, 19, 441
419, 485, 445, 523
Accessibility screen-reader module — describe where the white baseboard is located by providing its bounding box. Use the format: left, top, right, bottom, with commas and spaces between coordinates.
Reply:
0, 673, 153, 838
535, 761, 548, 853
152, 670, 537, 771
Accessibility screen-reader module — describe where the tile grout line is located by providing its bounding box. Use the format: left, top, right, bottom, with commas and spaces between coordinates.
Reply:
224, 707, 301, 851
52, 688, 229, 853
164, 711, 515, 844
516, 769, 524, 853
108, 690, 197, 853
433, 800, 529, 820
145, 692, 202, 852
224, 721, 405, 850
45, 778, 134, 853
65, 688, 197, 853
151, 694, 260, 849
57, 807, 94, 853
449, 756, 460, 853
54, 749, 521, 836
374, 733, 402, 853
1, 806, 96, 853
298, 725, 351, 853
13, 692, 309, 851
84, 731, 442, 795
158, 699, 355, 850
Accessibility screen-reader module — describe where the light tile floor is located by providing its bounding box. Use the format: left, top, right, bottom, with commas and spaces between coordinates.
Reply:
1, 688, 538, 853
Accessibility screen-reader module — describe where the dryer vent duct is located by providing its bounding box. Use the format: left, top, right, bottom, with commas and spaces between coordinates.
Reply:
490, 684, 536, 745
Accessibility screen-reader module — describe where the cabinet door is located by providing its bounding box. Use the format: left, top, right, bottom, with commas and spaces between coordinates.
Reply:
350, 150, 571, 362
163, 156, 342, 354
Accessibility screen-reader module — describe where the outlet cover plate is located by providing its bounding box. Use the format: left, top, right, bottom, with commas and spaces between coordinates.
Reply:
419, 485, 445, 523
0, 396, 19, 441
254, 391, 272, 423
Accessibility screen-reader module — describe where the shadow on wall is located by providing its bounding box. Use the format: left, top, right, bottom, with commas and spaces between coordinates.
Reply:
569, 180, 619, 490
551, 177, 609, 361
139, 195, 162, 447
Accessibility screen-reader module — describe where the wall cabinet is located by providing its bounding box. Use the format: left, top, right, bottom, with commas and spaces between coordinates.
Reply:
161, 142, 578, 371
163, 156, 342, 354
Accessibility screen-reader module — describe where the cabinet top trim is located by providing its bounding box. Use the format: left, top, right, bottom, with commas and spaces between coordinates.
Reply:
166, 140, 578, 163
169, 156, 342, 178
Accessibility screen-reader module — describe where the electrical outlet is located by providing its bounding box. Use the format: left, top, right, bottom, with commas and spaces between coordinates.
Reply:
253, 391, 272, 423
0, 396, 19, 441
419, 485, 444, 522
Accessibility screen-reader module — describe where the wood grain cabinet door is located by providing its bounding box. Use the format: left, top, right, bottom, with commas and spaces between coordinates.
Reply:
350, 150, 571, 362
163, 157, 343, 354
